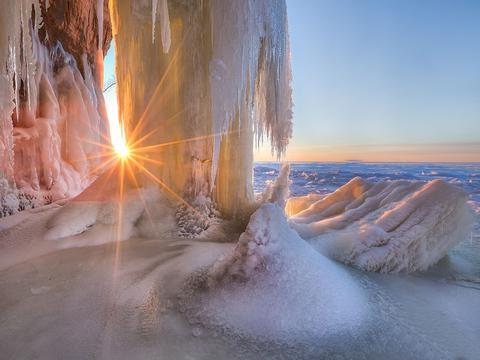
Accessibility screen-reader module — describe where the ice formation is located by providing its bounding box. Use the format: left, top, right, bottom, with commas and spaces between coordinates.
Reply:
288, 177, 474, 273
109, 0, 292, 219
192, 202, 367, 341
0, 1, 109, 216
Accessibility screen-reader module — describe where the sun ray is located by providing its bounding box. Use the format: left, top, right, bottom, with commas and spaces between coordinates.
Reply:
129, 156, 204, 218
80, 137, 117, 151
83, 151, 117, 162
127, 108, 186, 149
128, 27, 192, 144
88, 156, 118, 175
131, 130, 238, 154
113, 158, 126, 279
125, 161, 155, 227
130, 153, 164, 166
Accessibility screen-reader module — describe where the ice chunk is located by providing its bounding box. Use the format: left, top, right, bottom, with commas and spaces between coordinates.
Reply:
259, 163, 291, 208
289, 178, 474, 273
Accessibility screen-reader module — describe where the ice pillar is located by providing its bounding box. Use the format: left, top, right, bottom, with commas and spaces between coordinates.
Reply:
109, 0, 292, 219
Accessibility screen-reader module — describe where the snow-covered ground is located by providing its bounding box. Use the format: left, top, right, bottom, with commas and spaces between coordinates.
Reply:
0, 163, 479, 359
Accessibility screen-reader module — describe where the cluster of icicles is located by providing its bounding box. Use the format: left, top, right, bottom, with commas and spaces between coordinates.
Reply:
208, 0, 293, 185
0, 0, 108, 216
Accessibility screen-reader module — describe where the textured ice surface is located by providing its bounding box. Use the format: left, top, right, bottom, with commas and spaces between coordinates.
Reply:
288, 177, 473, 273
1, 184, 479, 359
1, 165, 480, 358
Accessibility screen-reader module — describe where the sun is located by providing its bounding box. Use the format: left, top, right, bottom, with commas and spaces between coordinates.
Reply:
115, 141, 129, 159
111, 124, 129, 159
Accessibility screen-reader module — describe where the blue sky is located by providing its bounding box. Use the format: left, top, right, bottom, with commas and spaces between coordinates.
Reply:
104, 0, 480, 162
271, 0, 480, 161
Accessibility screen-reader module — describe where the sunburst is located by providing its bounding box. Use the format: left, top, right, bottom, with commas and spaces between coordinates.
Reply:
81, 25, 244, 276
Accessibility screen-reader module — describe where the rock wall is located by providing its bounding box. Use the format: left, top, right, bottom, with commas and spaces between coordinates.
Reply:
39, 0, 112, 76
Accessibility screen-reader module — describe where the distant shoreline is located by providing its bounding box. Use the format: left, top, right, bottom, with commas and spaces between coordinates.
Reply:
254, 160, 480, 165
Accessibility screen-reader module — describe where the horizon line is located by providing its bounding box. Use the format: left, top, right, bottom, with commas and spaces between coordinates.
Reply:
254, 160, 480, 164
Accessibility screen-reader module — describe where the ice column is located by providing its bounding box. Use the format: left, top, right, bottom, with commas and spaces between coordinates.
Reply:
110, 0, 292, 219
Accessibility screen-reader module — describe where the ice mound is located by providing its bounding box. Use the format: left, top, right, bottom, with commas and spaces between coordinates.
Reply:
209, 203, 289, 282
185, 201, 367, 340
43, 170, 176, 247
288, 177, 474, 273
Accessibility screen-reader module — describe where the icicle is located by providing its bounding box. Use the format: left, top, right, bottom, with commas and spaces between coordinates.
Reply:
158, 0, 171, 53
151, 0, 170, 53
95, 0, 105, 88
97, 0, 104, 49
209, 0, 293, 209
152, 0, 158, 43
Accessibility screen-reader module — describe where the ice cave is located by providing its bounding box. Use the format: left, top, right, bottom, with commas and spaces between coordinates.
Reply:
0, 1, 479, 359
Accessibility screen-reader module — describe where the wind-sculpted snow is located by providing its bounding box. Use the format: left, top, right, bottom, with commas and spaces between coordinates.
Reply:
288, 177, 474, 273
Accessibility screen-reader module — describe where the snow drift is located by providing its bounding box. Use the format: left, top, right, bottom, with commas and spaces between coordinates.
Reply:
288, 177, 474, 273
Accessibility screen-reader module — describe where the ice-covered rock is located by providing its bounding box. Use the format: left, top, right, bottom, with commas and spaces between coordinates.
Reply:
0, 6, 110, 213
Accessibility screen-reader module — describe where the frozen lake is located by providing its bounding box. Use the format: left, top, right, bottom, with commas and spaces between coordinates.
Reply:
0, 162, 479, 359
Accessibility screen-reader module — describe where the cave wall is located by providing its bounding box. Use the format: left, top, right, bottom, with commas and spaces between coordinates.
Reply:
39, 0, 112, 76
0, 0, 112, 216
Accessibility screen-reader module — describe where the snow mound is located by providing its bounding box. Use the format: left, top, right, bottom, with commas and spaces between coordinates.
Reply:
209, 203, 288, 283
289, 177, 474, 273
44, 185, 174, 248
188, 202, 367, 340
